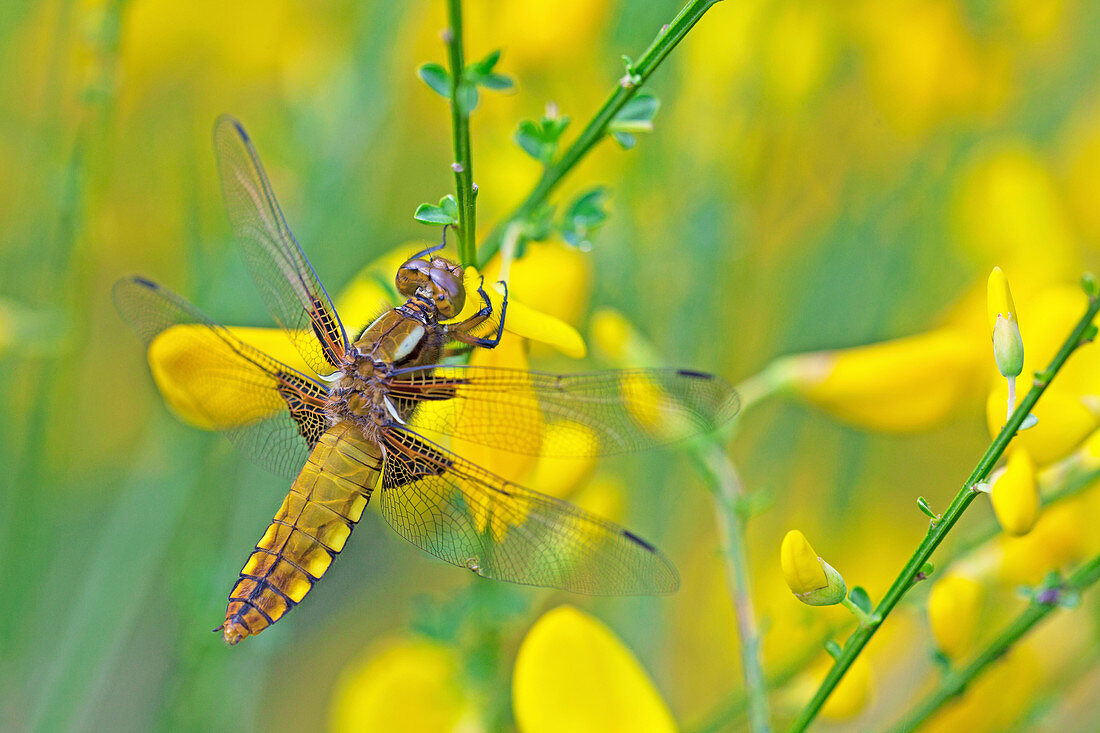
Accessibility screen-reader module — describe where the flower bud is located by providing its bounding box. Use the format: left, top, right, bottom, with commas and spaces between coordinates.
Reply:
990, 449, 1040, 536
927, 574, 983, 658
987, 267, 1024, 378
991, 315, 1024, 378
781, 530, 847, 606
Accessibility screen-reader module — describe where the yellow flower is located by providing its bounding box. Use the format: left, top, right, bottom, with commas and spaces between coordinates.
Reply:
778, 327, 985, 432
781, 530, 846, 606
590, 308, 662, 369
990, 450, 1040, 536
927, 574, 983, 659
329, 637, 478, 733
997, 497, 1089, 585
512, 606, 676, 733
987, 267, 1024, 379
480, 241, 593, 330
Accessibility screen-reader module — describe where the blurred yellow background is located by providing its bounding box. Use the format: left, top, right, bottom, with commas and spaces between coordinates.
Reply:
4, 0, 1100, 730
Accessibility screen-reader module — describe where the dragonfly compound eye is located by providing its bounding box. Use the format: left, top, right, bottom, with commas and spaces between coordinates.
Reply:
429, 267, 465, 318
395, 259, 431, 297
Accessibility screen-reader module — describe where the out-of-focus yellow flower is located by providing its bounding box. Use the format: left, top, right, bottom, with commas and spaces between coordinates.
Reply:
781, 530, 846, 606
590, 308, 662, 369
778, 327, 985, 432
762, 3, 837, 109
987, 267, 1023, 379
785, 654, 874, 721
952, 144, 1077, 283
512, 605, 676, 733
466, 0, 611, 70
986, 385, 1100, 466
854, 0, 1006, 135
927, 574, 983, 659
147, 325, 307, 430
329, 637, 478, 733
820, 655, 873, 721
997, 497, 1089, 585
568, 473, 626, 525
990, 450, 1040, 536
923, 645, 1039, 733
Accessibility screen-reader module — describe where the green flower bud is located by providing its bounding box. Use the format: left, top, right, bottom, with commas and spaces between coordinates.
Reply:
992, 314, 1024, 378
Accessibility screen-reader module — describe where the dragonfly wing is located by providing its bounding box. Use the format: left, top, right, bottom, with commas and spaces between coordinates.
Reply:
113, 276, 329, 478
378, 426, 678, 595
385, 365, 740, 457
213, 115, 350, 374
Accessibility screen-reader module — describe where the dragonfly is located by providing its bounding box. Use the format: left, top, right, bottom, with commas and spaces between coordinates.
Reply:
114, 116, 740, 645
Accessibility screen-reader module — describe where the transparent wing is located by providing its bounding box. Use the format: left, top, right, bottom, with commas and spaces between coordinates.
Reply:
113, 276, 329, 478
213, 115, 350, 374
378, 426, 679, 595
384, 365, 740, 457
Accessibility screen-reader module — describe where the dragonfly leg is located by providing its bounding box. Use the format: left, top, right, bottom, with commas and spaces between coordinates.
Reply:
447, 278, 508, 349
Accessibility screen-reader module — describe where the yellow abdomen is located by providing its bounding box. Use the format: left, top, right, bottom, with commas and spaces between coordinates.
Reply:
220, 422, 382, 644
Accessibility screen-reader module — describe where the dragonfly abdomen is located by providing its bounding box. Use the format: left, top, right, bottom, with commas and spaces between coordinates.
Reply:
220, 422, 382, 645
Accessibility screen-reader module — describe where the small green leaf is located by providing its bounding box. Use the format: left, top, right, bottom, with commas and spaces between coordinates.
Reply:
456, 82, 479, 114
611, 131, 636, 149
440, 194, 458, 220
848, 586, 873, 614
917, 496, 938, 519
515, 120, 545, 161
414, 195, 459, 225
1082, 272, 1099, 298
559, 187, 609, 251
480, 72, 514, 91
418, 63, 450, 97
612, 90, 660, 124
471, 48, 502, 76
824, 640, 842, 660
920, 561, 935, 577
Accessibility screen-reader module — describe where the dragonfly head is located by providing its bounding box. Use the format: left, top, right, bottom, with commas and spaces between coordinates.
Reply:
396, 254, 466, 319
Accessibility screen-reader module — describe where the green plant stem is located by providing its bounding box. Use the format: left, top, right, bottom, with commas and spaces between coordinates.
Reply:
839, 597, 875, 629
696, 443, 771, 733
886, 551, 1100, 733
445, 0, 476, 266
789, 292, 1100, 732
476, 0, 722, 266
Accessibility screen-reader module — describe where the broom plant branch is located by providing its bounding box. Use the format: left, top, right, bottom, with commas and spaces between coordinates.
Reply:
886, 550, 1100, 733
445, 0, 476, 266
789, 290, 1100, 732
477, 0, 722, 266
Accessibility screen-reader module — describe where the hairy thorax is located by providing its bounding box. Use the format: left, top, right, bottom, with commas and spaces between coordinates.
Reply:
323, 306, 445, 440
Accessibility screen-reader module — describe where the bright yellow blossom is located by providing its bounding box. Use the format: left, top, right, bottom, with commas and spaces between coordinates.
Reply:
986, 384, 1100, 465
990, 450, 1040, 536
329, 637, 477, 733
927, 574, 983, 659
781, 530, 846, 606
512, 606, 676, 733
778, 327, 985, 432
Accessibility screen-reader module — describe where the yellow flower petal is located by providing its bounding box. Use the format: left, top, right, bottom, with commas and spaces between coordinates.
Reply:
481, 241, 593, 327
986, 266, 1018, 335
783, 327, 984, 432
927, 574, 983, 658
780, 530, 827, 595
990, 450, 1040, 536
466, 269, 586, 358
590, 307, 662, 368
997, 497, 1090, 585
513, 606, 676, 733
329, 637, 476, 733
147, 324, 310, 430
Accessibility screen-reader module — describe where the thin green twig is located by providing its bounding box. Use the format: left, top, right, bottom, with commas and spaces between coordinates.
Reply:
445, 0, 477, 266
694, 444, 771, 733
477, 0, 723, 266
789, 291, 1100, 732
885, 551, 1100, 733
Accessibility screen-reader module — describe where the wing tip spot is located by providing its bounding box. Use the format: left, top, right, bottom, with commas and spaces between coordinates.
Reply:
132, 276, 158, 290
622, 529, 657, 553
676, 369, 711, 379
